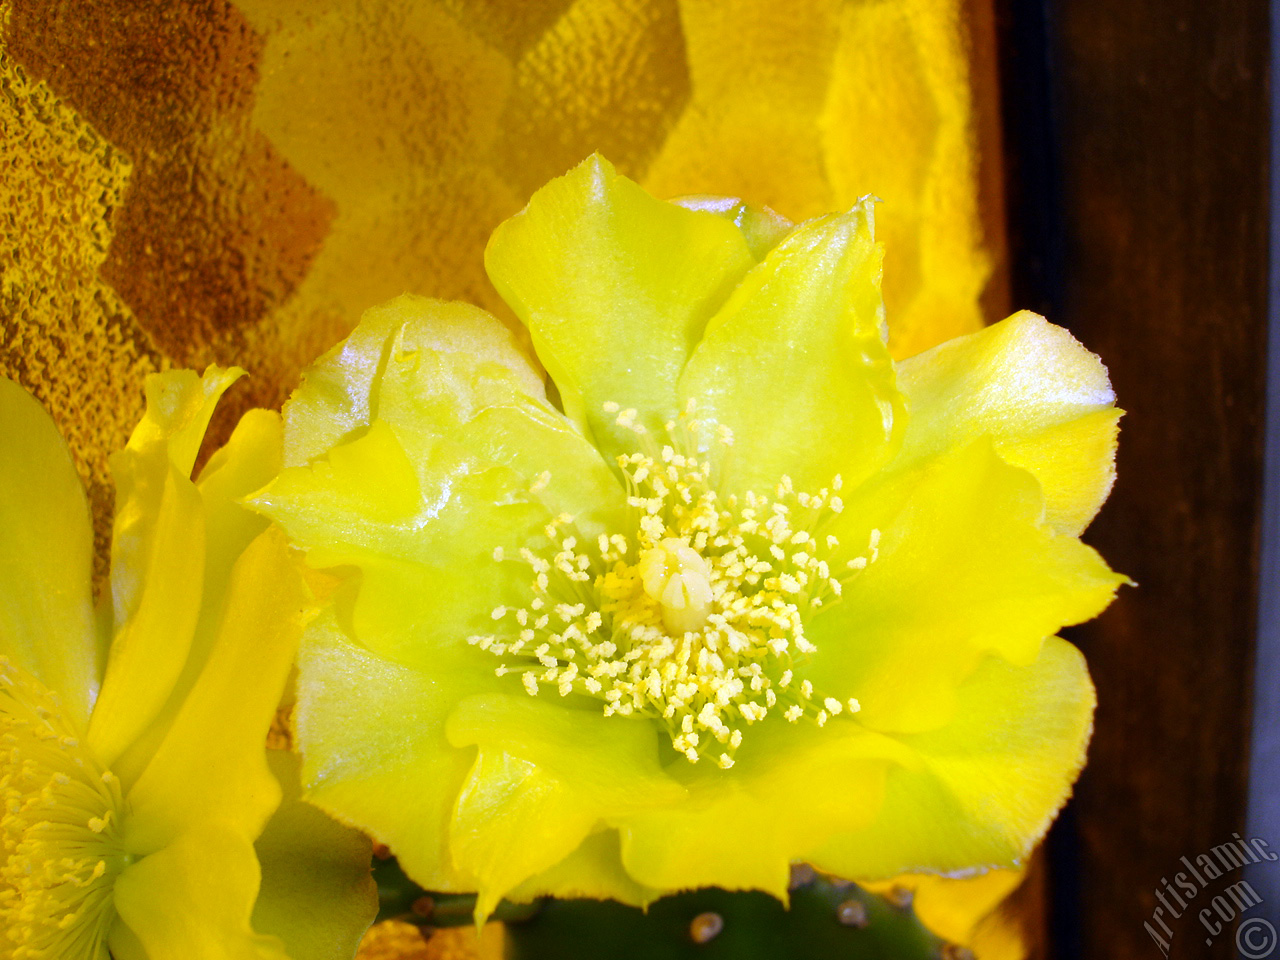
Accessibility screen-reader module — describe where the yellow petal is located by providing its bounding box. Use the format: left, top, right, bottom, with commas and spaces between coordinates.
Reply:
255, 418, 426, 548
196, 409, 284, 604
678, 200, 903, 496
120, 526, 306, 853
252, 750, 379, 960
806, 440, 1123, 733
864, 869, 1027, 957
292, 614, 479, 893
619, 720, 907, 898
672, 196, 795, 262
367, 298, 544, 431
111, 823, 289, 960
88, 367, 242, 768
810, 636, 1095, 879
87, 459, 206, 769
445, 693, 686, 811
279, 298, 416, 466
130, 366, 246, 478
445, 692, 685, 918
449, 747, 600, 922
998, 409, 1121, 537
107, 410, 286, 786
895, 311, 1120, 534
0, 377, 98, 727
283, 295, 627, 537
450, 404, 626, 543
281, 295, 544, 467
253, 302, 630, 668
966, 896, 1031, 960
504, 830, 661, 909
485, 154, 756, 456
253, 422, 547, 670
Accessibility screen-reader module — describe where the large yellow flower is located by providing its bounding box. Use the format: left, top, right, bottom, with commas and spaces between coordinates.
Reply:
251, 156, 1124, 919
0, 369, 376, 959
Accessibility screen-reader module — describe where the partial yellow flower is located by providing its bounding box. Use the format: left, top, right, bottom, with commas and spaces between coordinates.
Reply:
0, 369, 376, 959
251, 156, 1124, 920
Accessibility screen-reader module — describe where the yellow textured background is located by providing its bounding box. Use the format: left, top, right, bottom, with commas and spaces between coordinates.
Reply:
0, 1, 1012, 956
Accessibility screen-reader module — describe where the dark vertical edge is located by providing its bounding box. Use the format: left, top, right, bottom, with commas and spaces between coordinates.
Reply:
1038, 1, 1268, 959
1246, 0, 1280, 911
993, 0, 1062, 322
973, 2, 1049, 951
999, 0, 1270, 957
991, 2, 1080, 958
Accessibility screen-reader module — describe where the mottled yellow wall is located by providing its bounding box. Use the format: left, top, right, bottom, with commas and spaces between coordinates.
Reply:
0, 20, 163, 576
2, 0, 1003, 464
0, 4, 1008, 955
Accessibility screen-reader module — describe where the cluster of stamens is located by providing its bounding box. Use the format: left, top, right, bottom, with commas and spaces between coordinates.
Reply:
469, 405, 880, 768
0, 659, 129, 960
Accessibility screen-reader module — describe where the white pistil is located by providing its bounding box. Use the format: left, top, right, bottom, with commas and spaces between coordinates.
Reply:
637, 538, 714, 635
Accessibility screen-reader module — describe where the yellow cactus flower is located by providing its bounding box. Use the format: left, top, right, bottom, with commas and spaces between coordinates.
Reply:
0, 369, 377, 959
251, 156, 1125, 920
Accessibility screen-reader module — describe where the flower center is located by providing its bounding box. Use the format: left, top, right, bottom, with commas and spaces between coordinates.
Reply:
637, 538, 714, 635
470, 407, 878, 768
0, 659, 130, 960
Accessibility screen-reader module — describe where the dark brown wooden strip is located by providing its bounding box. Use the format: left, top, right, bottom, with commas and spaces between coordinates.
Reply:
998, 2, 1270, 958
